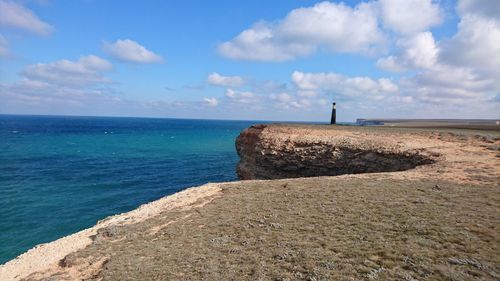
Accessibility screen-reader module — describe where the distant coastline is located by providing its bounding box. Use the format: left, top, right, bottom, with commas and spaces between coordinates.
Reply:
356, 118, 500, 130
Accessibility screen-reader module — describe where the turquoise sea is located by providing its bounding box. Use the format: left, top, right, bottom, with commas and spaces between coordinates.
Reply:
0, 115, 261, 264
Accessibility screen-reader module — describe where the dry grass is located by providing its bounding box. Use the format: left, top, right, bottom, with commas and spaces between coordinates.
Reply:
18, 126, 500, 280
29, 175, 499, 281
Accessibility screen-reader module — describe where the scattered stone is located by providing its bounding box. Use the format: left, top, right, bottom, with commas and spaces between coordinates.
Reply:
448, 257, 484, 270
58, 253, 78, 268
270, 223, 283, 229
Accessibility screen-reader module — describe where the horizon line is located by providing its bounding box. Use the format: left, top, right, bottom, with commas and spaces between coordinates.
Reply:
0, 113, 334, 124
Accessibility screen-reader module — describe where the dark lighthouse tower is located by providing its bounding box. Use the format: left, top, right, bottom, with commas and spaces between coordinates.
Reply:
330, 102, 336, 125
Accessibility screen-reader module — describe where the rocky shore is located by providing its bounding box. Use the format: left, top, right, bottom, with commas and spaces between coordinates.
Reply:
1, 124, 499, 280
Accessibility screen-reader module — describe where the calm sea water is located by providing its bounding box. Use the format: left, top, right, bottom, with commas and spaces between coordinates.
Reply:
0, 115, 261, 264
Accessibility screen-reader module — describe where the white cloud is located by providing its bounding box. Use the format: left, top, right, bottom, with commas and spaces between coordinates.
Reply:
224, 88, 236, 98
377, 32, 438, 72
207, 72, 245, 87
218, 1, 385, 61
400, 65, 498, 104
292, 71, 398, 98
401, 28, 500, 104
439, 15, 500, 78
271, 92, 292, 103
5, 0, 498, 120
218, 22, 309, 62
203, 97, 218, 107
376, 56, 405, 72
457, 0, 500, 19
103, 39, 163, 64
289, 99, 311, 109
269, 92, 316, 110
239, 92, 254, 98
22, 55, 113, 86
226, 89, 254, 99
218, 0, 446, 62
0, 54, 118, 111
224, 88, 255, 104
0, 34, 8, 57
378, 78, 399, 93
278, 2, 383, 53
297, 90, 317, 98
378, 0, 442, 34
378, 2, 500, 106
0, 0, 53, 35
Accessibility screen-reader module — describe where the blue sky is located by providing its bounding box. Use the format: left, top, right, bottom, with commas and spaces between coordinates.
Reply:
0, 0, 499, 121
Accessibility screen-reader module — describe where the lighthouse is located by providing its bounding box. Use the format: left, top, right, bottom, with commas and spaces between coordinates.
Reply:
330, 102, 336, 125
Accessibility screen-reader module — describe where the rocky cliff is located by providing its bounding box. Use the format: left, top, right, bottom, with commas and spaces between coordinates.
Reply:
2, 124, 499, 280
236, 124, 437, 180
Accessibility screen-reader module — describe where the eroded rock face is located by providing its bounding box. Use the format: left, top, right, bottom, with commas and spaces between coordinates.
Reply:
236, 125, 437, 180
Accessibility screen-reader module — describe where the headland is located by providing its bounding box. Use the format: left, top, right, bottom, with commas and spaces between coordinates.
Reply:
1, 124, 499, 280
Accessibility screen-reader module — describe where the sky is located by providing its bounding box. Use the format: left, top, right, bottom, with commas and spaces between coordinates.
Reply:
0, 0, 499, 122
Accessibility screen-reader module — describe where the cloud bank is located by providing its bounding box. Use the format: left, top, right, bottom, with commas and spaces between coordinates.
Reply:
218, 0, 444, 62
2, 0, 499, 121
218, 1, 385, 61
213, 0, 499, 119
0, 55, 118, 112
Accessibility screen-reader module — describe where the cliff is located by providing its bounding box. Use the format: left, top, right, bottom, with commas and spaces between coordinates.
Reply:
236, 124, 438, 180
1, 124, 499, 281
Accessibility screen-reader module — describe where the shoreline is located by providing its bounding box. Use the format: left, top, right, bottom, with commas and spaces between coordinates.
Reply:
0, 183, 223, 280
1, 124, 499, 280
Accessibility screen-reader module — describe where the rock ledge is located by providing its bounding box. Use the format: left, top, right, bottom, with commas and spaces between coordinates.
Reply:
236, 124, 438, 180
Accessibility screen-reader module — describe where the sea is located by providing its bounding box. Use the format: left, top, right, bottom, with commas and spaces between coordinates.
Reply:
0, 115, 266, 264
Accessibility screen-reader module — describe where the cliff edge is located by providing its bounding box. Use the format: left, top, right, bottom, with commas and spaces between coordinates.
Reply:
1, 124, 499, 280
236, 124, 437, 180
236, 124, 499, 184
